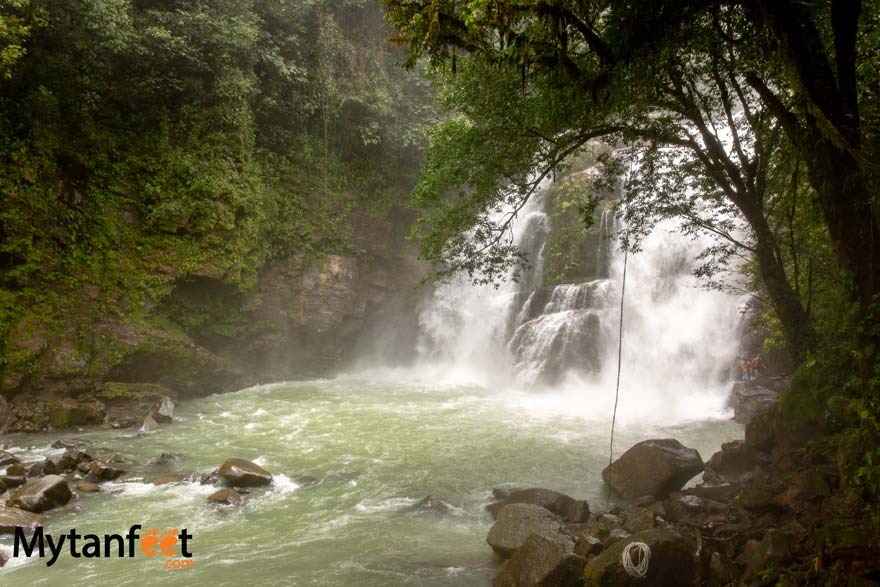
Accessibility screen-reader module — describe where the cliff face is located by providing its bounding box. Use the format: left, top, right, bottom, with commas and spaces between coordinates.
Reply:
0, 208, 425, 433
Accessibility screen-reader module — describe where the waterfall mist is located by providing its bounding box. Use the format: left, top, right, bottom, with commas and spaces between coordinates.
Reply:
407, 188, 747, 426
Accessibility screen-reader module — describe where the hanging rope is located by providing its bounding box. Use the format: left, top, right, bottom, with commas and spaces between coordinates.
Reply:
606, 246, 628, 508
622, 541, 651, 578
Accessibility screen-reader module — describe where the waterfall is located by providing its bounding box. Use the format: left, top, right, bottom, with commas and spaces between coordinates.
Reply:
414, 181, 746, 424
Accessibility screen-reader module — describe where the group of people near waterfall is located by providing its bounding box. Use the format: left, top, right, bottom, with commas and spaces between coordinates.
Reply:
738, 354, 765, 382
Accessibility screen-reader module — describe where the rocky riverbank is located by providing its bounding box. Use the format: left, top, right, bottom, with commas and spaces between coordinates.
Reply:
483, 390, 880, 586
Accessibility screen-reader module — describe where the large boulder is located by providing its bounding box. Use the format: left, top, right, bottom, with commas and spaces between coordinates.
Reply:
218, 458, 272, 487
487, 488, 590, 523
703, 440, 763, 484
583, 528, 698, 586
494, 533, 583, 587
0, 505, 42, 534
487, 503, 565, 558
602, 439, 704, 500
7, 475, 72, 512
731, 383, 779, 424
148, 396, 175, 424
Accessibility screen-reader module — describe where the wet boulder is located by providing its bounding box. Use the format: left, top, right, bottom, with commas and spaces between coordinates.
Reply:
59, 449, 93, 471
583, 527, 698, 586
487, 503, 565, 558
0, 451, 19, 467
208, 488, 246, 505
7, 475, 72, 513
218, 458, 272, 488
494, 533, 583, 587
89, 460, 128, 480
148, 396, 175, 424
602, 439, 704, 500
140, 413, 160, 431
0, 505, 42, 534
52, 438, 89, 450
487, 488, 590, 523
731, 382, 779, 424
76, 482, 101, 493
703, 440, 763, 484
413, 495, 452, 512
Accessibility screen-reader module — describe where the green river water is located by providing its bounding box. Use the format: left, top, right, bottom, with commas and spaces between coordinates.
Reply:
0, 375, 741, 586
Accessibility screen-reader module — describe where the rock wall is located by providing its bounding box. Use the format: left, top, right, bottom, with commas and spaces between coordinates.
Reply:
0, 208, 426, 433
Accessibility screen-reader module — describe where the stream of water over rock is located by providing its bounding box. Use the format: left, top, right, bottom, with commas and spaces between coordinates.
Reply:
1, 189, 747, 586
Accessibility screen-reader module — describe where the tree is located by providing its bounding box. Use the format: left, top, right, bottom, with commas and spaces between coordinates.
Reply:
382, 0, 878, 366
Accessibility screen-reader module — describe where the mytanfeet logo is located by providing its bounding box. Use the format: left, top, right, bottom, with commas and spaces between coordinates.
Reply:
13, 525, 194, 569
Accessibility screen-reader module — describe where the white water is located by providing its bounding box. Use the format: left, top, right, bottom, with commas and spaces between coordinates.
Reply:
414, 188, 746, 426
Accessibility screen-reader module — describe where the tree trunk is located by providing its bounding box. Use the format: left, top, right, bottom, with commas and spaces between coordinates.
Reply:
741, 199, 817, 362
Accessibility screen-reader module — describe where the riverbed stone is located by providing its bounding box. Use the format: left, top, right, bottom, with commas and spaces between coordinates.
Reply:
76, 482, 101, 493
7, 475, 72, 513
208, 488, 246, 505
52, 438, 89, 449
0, 451, 19, 467
494, 533, 583, 587
487, 503, 565, 558
89, 460, 128, 480
602, 439, 704, 500
218, 458, 273, 487
583, 527, 698, 586
149, 396, 175, 424
413, 495, 452, 512
0, 505, 42, 533
487, 488, 590, 523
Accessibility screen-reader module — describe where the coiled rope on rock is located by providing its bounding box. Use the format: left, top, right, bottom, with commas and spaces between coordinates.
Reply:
621, 541, 650, 578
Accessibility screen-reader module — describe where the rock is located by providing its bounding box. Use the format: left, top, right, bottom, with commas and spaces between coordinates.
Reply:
0, 549, 7, 567
413, 495, 452, 512
59, 449, 92, 470
602, 439, 704, 500
0, 451, 19, 467
775, 469, 830, 512
7, 475, 72, 513
0, 505, 42, 533
45, 457, 67, 476
493, 487, 523, 501
49, 398, 105, 428
208, 488, 246, 505
0, 476, 26, 488
140, 413, 160, 431
0, 479, 5, 494
76, 482, 101, 493
703, 440, 763, 484
602, 528, 632, 548
487, 503, 565, 558
89, 460, 128, 480
739, 529, 794, 581
731, 382, 779, 424
152, 453, 180, 466
494, 533, 583, 587
487, 488, 590, 523
52, 438, 89, 449
148, 396, 175, 424
194, 470, 220, 485
574, 533, 603, 558
218, 458, 272, 487
6, 464, 26, 477
583, 527, 698, 586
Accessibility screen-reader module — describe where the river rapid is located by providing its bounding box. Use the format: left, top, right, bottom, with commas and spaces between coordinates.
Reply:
0, 374, 742, 586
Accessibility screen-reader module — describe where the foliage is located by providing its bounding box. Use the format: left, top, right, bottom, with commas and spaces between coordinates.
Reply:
0, 0, 436, 388
382, 0, 880, 368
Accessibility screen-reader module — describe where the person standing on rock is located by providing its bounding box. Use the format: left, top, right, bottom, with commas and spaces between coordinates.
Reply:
751, 354, 765, 380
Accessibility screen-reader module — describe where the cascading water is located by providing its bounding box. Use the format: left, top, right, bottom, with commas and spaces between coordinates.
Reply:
416, 180, 746, 424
